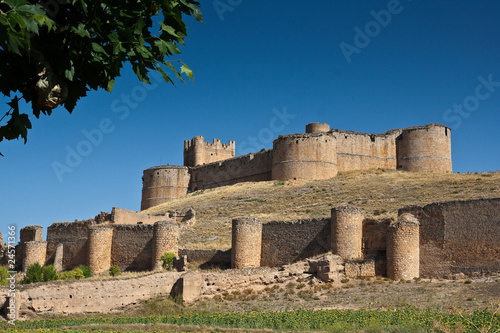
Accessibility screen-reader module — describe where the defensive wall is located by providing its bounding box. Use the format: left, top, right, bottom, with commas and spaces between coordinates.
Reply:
17, 198, 499, 280
399, 197, 500, 278
141, 122, 452, 210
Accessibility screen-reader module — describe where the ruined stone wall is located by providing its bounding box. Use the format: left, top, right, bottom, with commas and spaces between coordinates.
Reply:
152, 222, 179, 270
111, 207, 172, 225
306, 122, 330, 133
189, 150, 273, 191
331, 206, 363, 260
362, 218, 391, 276
396, 124, 452, 173
400, 198, 500, 278
179, 248, 231, 266
46, 221, 94, 271
87, 226, 113, 273
22, 241, 47, 271
231, 218, 262, 269
20, 225, 43, 243
334, 129, 400, 171
260, 218, 330, 267
141, 165, 190, 210
110, 224, 154, 272
184, 136, 235, 167
387, 214, 420, 280
272, 133, 337, 180
0, 271, 182, 317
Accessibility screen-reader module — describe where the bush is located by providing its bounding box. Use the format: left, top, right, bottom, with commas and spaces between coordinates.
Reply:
42, 265, 58, 282
58, 267, 84, 280
22, 262, 43, 284
161, 252, 176, 270
109, 265, 121, 277
77, 265, 92, 278
0, 266, 10, 286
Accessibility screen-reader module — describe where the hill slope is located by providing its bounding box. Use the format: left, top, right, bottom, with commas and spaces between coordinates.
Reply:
143, 170, 500, 250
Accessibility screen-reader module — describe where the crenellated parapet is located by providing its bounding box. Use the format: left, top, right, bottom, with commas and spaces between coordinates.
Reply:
184, 136, 235, 167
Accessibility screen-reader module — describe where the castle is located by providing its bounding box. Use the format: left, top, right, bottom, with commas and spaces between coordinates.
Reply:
141, 122, 452, 210
2, 121, 500, 318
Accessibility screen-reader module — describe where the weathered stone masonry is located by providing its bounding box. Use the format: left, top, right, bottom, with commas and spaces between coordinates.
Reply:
141, 123, 452, 210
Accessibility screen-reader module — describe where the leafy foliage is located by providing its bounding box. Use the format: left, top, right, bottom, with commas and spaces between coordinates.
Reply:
76, 264, 92, 278
21, 263, 60, 284
0, 266, 10, 286
58, 267, 84, 280
109, 265, 121, 277
41, 264, 58, 282
0, 0, 202, 150
160, 252, 176, 270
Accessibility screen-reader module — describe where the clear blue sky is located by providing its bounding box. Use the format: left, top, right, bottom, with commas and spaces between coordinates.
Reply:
1, 0, 500, 242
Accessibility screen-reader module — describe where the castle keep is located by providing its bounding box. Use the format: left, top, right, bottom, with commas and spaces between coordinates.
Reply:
141, 122, 452, 210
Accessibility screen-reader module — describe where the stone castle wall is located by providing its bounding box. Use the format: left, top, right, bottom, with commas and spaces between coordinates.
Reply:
400, 198, 500, 278
387, 214, 420, 280
46, 221, 93, 271
231, 218, 262, 269
331, 206, 364, 260
189, 150, 273, 191
334, 129, 400, 171
396, 124, 452, 173
20, 226, 43, 243
111, 224, 154, 271
272, 133, 337, 180
110, 207, 172, 225
141, 123, 452, 208
261, 218, 330, 267
141, 166, 190, 210
184, 136, 235, 167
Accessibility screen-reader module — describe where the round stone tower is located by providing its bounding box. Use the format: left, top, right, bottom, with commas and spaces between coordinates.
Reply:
152, 221, 179, 270
141, 165, 190, 210
306, 122, 330, 133
331, 206, 364, 260
396, 123, 452, 173
87, 226, 113, 274
387, 213, 420, 280
231, 218, 262, 269
22, 241, 47, 272
272, 133, 337, 180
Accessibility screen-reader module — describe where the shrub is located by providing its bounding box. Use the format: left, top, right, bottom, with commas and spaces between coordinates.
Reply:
41, 265, 58, 282
58, 267, 84, 280
340, 278, 350, 284
109, 265, 121, 277
464, 279, 472, 284
0, 266, 10, 286
161, 252, 176, 270
77, 265, 92, 278
22, 262, 43, 284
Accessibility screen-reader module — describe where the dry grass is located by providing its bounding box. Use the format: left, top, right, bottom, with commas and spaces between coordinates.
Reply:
143, 170, 500, 249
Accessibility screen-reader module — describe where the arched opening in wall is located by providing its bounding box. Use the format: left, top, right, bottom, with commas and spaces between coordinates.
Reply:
445, 128, 448, 136
370, 135, 375, 143
296, 140, 299, 144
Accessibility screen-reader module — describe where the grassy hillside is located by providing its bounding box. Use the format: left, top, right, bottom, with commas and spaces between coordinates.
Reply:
143, 170, 500, 250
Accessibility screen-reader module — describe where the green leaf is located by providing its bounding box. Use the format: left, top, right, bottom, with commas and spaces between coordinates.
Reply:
181, 64, 193, 80
159, 22, 179, 38
71, 23, 90, 38
65, 61, 75, 81
91, 42, 106, 54
106, 79, 115, 93
3, 0, 29, 8
155, 66, 174, 86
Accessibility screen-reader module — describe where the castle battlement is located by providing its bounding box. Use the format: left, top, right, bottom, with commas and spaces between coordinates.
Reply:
142, 122, 452, 210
